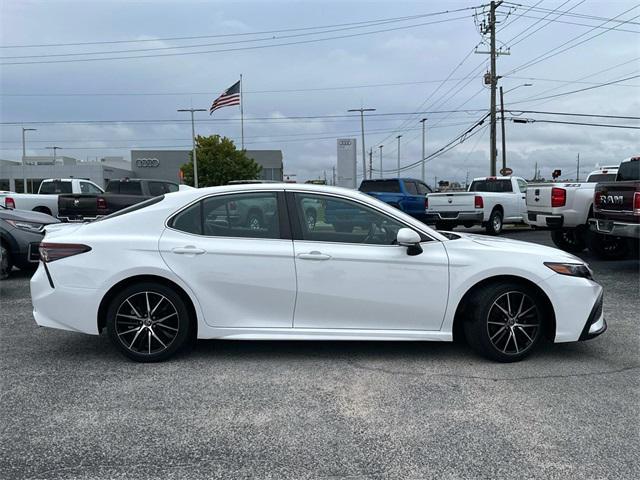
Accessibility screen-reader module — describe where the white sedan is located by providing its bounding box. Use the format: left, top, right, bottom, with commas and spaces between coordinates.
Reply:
31, 183, 606, 363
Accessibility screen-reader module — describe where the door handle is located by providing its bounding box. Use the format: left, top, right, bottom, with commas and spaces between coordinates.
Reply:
172, 246, 206, 255
297, 251, 331, 261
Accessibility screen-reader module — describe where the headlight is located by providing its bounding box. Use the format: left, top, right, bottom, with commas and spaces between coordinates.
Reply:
5, 219, 45, 233
544, 262, 593, 279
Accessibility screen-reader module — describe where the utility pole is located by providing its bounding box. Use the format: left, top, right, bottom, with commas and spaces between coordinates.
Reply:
576, 153, 580, 182
348, 107, 376, 181
378, 145, 383, 179
476, 1, 507, 176
499, 86, 506, 173
21, 127, 36, 193
420, 118, 427, 182
396, 135, 402, 177
177, 107, 207, 188
45, 146, 62, 163
368, 148, 373, 179
332, 166, 336, 186
533, 161, 538, 181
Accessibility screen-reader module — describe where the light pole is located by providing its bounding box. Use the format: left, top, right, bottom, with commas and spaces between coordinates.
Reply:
177, 108, 207, 188
45, 146, 62, 162
378, 145, 383, 179
396, 135, 402, 177
21, 127, 36, 192
420, 118, 427, 182
500, 83, 532, 172
348, 107, 376, 181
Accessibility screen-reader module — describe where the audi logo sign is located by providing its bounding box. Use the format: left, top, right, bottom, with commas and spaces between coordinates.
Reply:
135, 158, 160, 168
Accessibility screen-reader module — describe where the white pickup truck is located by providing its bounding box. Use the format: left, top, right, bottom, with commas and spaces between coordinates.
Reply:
524, 166, 618, 252
1, 178, 104, 218
425, 176, 528, 235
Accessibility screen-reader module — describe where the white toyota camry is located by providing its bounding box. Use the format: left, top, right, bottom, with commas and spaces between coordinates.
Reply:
31, 183, 606, 363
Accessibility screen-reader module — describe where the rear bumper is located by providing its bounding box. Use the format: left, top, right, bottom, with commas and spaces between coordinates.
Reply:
58, 215, 103, 223
589, 218, 640, 239
424, 211, 483, 223
579, 291, 606, 341
525, 211, 563, 229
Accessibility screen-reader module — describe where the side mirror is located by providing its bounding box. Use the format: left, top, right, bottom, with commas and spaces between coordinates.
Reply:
397, 228, 423, 256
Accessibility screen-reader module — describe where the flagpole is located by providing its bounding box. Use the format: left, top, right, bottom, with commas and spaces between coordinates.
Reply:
240, 74, 244, 150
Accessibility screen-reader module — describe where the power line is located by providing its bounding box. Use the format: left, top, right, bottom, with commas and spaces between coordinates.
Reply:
509, 110, 640, 120
0, 15, 475, 66
503, 2, 640, 26
0, 7, 483, 49
508, 117, 640, 129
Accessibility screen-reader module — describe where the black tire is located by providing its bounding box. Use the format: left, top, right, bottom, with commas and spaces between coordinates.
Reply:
0, 242, 11, 279
463, 282, 545, 362
106, 282, 192, 362
463, 222, 475, 229
550, 228, 587, 253
435, 221, 456, 231
246, 211, 263, 231
586, 231, 629, 260
334, 222, 354, 233
485, 209, 503, 235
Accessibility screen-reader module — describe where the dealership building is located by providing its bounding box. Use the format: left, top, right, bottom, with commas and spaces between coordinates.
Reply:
0, 149, 283, 192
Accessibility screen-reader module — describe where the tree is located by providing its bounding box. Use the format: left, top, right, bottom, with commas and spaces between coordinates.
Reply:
181, 135, 261, 187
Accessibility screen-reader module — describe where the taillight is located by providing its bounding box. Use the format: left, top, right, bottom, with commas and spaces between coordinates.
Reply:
96, 197, 107, 210
634, 192, 640, 215
474, 195, 484, 209
424, 197, 429, 209
551, 187, 566, 207
594, 191, 603, 209
5, 197, 15, 209
39, 243, 91, 263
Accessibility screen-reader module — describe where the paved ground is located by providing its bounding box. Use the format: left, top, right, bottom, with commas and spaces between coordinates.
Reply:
1, 228, 638, 480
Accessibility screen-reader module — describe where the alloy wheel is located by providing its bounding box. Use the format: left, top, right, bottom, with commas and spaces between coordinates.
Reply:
486, 291, 540, 355
114, 291, 180, 355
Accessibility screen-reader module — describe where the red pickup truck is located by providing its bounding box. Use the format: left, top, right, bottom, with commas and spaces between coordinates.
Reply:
588, 157, 639, 259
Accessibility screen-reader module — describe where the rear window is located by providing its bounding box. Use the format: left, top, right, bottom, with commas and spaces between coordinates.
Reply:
617, 159, 640, 181
39, 181, 72, 194
586, 173, 617, 182
97, 196, 164, 222
118, 182, 142, 195
469, 179, 513, 193
359, 180, 401, 193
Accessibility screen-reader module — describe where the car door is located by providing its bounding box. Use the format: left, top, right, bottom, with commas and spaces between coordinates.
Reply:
289, 191, 449, 331
515, 179, 528, 219
159, 190, 297, 328
402, 180, 426, 215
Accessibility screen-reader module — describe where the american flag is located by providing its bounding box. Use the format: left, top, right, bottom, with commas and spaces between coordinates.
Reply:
209, 80, 241, 114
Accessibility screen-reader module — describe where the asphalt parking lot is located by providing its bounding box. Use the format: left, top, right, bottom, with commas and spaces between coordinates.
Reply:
1, 228, 638, 480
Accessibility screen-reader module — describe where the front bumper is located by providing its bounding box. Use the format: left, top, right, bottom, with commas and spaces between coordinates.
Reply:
579, 291, 606, 340
424, 211, 483, 224
526, 211, 563, 229
589, 218, 640, 239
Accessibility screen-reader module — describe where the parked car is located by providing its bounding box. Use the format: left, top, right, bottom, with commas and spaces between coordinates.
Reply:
425, 176, 528, 234
525, 166, 619, 252
0, 205, 59, 278
2, 179, 104, 218
588, 157, 640, 259
358, 178, 432, 221
31, 183, 605, 363
58, 178, 179, 222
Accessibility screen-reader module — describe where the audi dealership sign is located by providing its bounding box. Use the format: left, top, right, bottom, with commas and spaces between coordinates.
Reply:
135, 158, 160, 168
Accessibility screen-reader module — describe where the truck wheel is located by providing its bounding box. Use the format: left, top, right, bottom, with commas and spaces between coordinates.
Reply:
0, 243, 11, 279
463, 222, 475, 229
435, 221, 456, 231
586, 231, 629, 260
485, 209, 503, 235
550, 228, 586, 253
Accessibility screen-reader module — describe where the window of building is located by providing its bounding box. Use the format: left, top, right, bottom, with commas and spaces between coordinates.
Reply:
0, 179, 11, 192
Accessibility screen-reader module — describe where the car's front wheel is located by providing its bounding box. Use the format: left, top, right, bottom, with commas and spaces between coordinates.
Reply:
106, 282, 192, 362
551, 227, 586, 253
463, 282, 544, 362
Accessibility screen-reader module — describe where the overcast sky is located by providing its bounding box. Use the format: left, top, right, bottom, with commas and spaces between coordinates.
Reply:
0, 0, 638, 184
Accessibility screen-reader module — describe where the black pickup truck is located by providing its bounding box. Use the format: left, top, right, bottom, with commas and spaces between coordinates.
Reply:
588, 157, 639, 259
58, 178, 179, 222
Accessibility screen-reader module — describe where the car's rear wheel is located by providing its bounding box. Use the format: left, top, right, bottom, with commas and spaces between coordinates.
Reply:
106, 282, 191, 362
586, 231, 629, 260
0, 243, 11, 279
463, 222, 475, 229
464, 282, 544, 362
551, 228, 586, 253
485, 209, 503, 235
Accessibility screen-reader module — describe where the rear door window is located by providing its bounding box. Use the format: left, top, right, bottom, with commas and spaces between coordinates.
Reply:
118, 182, 142, 195
403, 181, 418, 195
148, 181, 166, 197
